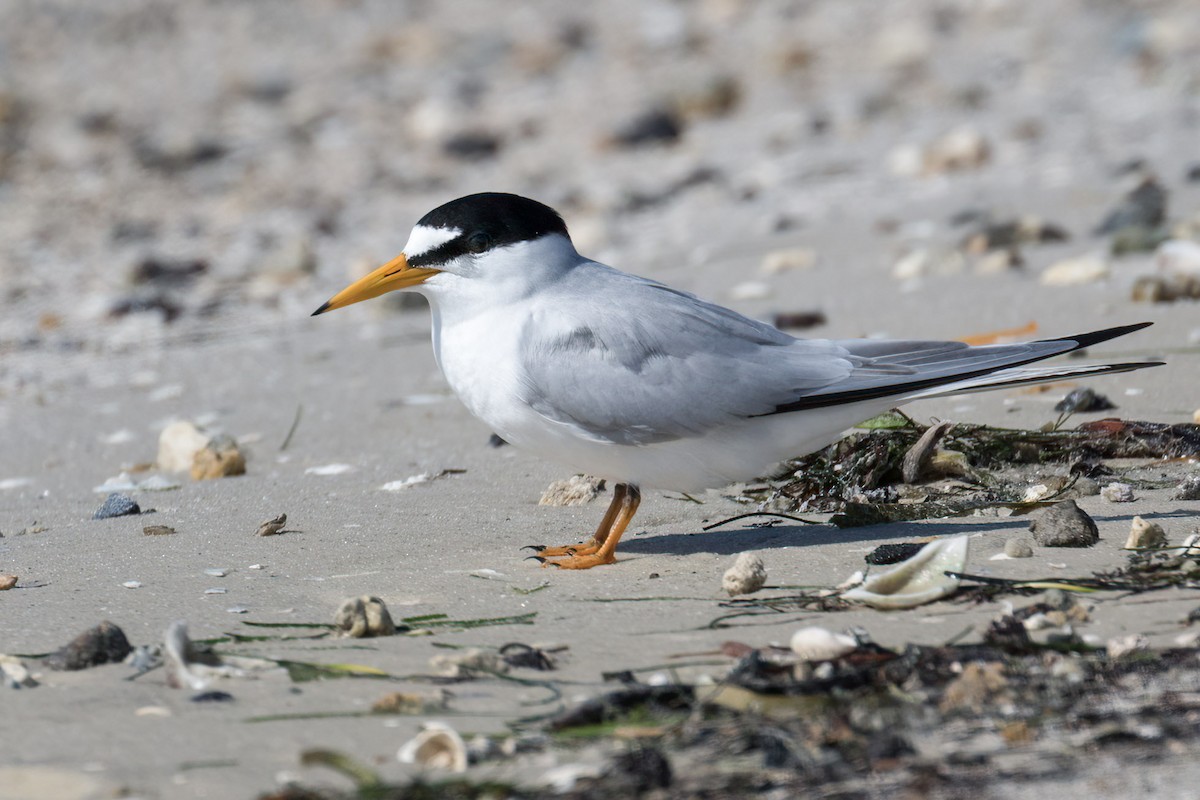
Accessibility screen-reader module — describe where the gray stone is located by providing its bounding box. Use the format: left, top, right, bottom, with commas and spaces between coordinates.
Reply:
1029, 500, 1099, 547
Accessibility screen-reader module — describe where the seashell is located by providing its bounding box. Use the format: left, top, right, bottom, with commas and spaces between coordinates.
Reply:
334, 596, 396, 638
789, 627, 857, 661
841, 535, 969, 609
398, 722, 468, 772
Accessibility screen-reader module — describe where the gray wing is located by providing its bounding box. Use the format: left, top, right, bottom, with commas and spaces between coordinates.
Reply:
516, 268, 855, 444
517, 264, 1148, 443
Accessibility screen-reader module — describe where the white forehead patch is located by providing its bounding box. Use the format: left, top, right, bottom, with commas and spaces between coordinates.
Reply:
403, 225, 462, 259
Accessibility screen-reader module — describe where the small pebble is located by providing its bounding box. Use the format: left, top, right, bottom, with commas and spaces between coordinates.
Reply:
93, 493, 140, 520
789, 626, 857, 661
204, 568, 229, 577
335, 595, 397, 638
865, 542, 925, 565
1055, 387, 1115, 413
255, 513, 287, 536
1005, 539, 1034, 558
191, 690, 235, 703
122, 580, 143, 589
1040, 254, 1110, 287
157, 421, 209, 472
721, 552, 767, 596
204, 587, 227, 594
1101, 482, 1136, 503
1029, 500, 1099, 547
0, 574, 18, 590
226, 605, 249, 614
1106, 635, 1149, 660
191, 434, 246, 480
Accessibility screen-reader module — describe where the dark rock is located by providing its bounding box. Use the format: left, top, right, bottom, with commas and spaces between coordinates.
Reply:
610, 746, 672, 791
865, 542, 925, 565
1094, 176, 1167, 235
93, 493, 141, 520
1055, 387, 1116, 413
442, 131, 501, 161
610, 108, 683, 148
983, 615, 1034, 654
1029, 500, 1099, 547
130, 257, 208, 286
46, 621, 132, 670
772, 310, 827, 331
191, 690, 235, 703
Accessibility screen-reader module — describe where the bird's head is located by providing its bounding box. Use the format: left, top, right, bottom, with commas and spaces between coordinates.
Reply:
312, 192, 573, 316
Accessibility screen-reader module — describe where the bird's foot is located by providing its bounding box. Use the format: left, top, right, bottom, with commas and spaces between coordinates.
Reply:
535, 551, 616, 570
523, 538, 601, 558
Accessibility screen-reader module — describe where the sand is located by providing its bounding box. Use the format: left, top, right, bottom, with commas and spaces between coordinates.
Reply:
2, 1, 1200, 798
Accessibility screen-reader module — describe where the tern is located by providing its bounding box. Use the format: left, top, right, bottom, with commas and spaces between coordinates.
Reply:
314, 192, 1160, 569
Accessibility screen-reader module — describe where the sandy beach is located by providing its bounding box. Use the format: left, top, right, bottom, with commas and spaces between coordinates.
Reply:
3, 2, 1200, 798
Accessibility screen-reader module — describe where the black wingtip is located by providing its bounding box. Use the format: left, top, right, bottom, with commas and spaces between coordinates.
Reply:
1040, 321, 1153, 351
311, 301, 331, 317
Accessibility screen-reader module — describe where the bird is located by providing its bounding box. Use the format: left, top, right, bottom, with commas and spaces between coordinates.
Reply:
313, 192, 1161, 569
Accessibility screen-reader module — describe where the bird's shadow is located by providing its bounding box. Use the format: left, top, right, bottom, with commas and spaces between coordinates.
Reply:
620, 508, 1196, 557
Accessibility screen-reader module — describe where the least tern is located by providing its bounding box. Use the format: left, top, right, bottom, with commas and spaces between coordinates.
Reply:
314, 192, 1160, 569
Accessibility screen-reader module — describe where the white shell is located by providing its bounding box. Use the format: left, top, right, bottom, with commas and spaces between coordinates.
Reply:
789, 627, 857, 661
841, 535, 970, 609
398, 722, 468, 772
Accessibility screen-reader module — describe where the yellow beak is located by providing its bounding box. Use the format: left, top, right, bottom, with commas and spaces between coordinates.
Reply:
311, 253, 439, 316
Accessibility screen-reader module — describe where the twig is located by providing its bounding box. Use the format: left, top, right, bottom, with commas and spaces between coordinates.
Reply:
702, 512, 823, 531
279, 403, 303, 451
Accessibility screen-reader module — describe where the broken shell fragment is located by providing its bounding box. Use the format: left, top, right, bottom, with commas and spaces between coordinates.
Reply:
722, 552, 767, 596
255, 513, 287, 536
789, 627, 857, 661
397, 722, 468, 773
841, 535, 969, 609
430, 648, 508, 678
0, 654, 37, 689
0, 574, 17, 590
1125, 516, 1167, 549
333, 595, 396, 638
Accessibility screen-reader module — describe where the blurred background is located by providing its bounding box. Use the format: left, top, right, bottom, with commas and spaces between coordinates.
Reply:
1, 0, 1198, 395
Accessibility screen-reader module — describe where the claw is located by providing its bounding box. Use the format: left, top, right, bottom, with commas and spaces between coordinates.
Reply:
525, 555, 547, 563
522, 545, 547, 553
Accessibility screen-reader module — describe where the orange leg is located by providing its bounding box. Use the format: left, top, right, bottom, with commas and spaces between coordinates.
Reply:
527, 484, 640, 569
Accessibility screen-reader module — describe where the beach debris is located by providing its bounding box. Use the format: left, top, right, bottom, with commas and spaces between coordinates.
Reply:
1094, 175, 1167, 236
722, 552, 768, 596
333, 596, 396, 638
609, 747, 673, 792
430, 648, 508, 679
841, 535, 969, 609
1029, 500, 1098, 547
45, 621, 132, 671
1101, 481, 1135, 503
0, 574, 17, 590
122, 580, 143, 589
1125, 516, 1167, 549
306, 463, 354, 476
442, 130, 501, 162
1055, 387, 1115, 414
901, 420, 952, 483
157, 420, 210, 472
1040, 253, 1110, 286
92, 493, 140, 520
397, 722, 468, 772
789, 627, 857, 661
1, 654, 37, 689
255, 513, 287, 537
865, 542, 925, 565
539, 475, 605, 507
729, 280, 771, 301
163, 620, 283, 690
499, 642, 560, 671
191, 434, 246, 480
920, 126, 991, 174
760, 247, 817, 274
371, 690, 449, 715
1174, 476, 1200, 500
92, 472, 181, 494
608, 107, 683, 148
1106, 635, 1148, 660
960, 216, 1069, 253
143, 525, 175, 536
939, 661, 1009, 713
0, 477, 33, 490
204, 568, 228, 577
891, 247, 964, 280
1131, 239, 1200, 302
1005, 539, 1034, 558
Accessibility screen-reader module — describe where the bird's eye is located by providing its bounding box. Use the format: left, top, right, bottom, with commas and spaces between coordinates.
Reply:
466, 231, 491, 253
